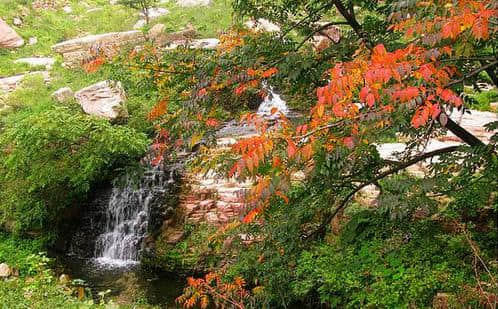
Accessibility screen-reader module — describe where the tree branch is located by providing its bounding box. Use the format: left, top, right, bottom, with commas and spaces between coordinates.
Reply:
304, 145, 461, 240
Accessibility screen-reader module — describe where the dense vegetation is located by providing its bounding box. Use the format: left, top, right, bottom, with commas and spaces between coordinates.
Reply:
1, 0, 497, 307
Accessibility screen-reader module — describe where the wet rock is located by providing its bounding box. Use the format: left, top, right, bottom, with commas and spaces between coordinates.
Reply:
0, 71, 50, 93
177, 0, 211, 7
52, 87, 74, 103
52, 30, 144, 68
0, 18, 24, 48
0, 263, 11, 278
74, 81, 127, 119
14, 57, 55, 69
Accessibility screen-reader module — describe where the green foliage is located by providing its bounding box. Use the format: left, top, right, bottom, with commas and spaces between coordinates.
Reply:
148, 224, 224, 273
0, 233, 124, 308
293, 214, 477, 308
0, 106, 149, 238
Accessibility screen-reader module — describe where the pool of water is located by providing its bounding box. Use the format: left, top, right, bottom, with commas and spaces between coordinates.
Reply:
57, 256, 185, 307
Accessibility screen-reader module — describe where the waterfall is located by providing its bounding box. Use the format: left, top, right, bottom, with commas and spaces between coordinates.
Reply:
94, 167, 170, 266
257, 87, 289, 118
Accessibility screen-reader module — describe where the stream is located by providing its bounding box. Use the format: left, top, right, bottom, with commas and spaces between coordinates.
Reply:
56, 88, 291, 307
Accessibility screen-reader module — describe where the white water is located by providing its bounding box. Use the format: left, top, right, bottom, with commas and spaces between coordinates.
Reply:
257, 88, 289, 118
94, 167, 170, 267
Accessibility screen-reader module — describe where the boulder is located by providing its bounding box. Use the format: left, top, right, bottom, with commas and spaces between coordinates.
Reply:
52, 31, 145, 68
0, 18, 24, 48
14, 57, 55, 69
0, 263, 11, 278
177, 0, 211, 7
75, 81, 127, 119
0, 71, 51, 93
245, 18, 280, 32
52, 87, 74, 103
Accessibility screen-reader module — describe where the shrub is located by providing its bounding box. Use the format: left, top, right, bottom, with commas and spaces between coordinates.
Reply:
0, 106, 149, 239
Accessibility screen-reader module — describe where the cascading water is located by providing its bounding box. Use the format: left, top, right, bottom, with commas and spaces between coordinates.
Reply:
94, 167, 172, 266
257, 88, 289, 118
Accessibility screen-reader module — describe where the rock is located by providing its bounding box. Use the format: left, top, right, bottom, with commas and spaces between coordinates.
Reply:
14, 57, 55, 69
245, 18, 280, 32
164, 38, 219, 50
0, 263, 11, 278
0, 18, 24, 48
177, 0, 211, 7
443, 109, 498, 143
312, 23, 341, 52
0, 71, 50, 93
12, 17, 22, 27
52, 31, 145, 68
149, 24, 198, 47
63, 5, 72, 13
74, 81, 127, 119
59, 274, 71, 285
141, 8, 169, 19
28, 37, 38, 45
52, 87, 74, 103
133, 19, 147, 30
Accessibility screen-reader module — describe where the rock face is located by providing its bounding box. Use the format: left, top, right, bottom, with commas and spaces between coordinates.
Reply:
0, 18, 24, 48
0, 263, 11, 278
52, 31, 145, 67
52, 87, 74, 103
74, 81, 127, 119
179, 171, 251, 225
177, 0, 211, 7
0, 71, 50, 93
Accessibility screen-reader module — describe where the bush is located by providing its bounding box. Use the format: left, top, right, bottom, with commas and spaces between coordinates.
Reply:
0, 106, 149, 239
293, 213, 479, 308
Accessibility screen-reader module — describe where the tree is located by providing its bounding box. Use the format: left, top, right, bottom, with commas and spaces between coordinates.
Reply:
118, 0, 159, 24
97, 0, 497, 306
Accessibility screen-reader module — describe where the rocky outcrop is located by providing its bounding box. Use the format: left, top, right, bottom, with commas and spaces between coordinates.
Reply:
0, 71, 50, 93
52, 30, 145, 67
0, 18, 24, 48
179, 171, 251, 225
74, 81, 127, 119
